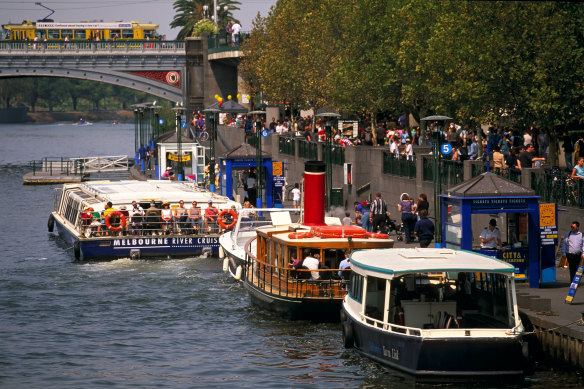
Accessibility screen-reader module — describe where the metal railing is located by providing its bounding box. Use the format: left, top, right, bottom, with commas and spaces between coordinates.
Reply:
29, 157, 84, 176
383, 152, 416, 178
531, 171, 584, 207
299, 139, 317, 159
421, 158, 464, 186
330, 145, 345, 165
0, 40, 185, 54
70, 155, 129, 172
207, 32, 249, 54
279, 136, 295, 156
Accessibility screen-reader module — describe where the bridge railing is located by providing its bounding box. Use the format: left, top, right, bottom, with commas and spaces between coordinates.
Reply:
69, 155, 129, 172
0, 40, 185, 54
207, 32, 249, 54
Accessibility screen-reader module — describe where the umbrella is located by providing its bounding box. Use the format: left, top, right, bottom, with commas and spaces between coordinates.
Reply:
205, 99, 249, 113
420, 115, 452, 121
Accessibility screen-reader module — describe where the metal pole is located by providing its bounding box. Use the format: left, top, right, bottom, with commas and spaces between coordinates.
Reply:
175, 108, 183, 180
256, 118, 262, 208
213, 0, 218, 24
325, 122, 332, 211
433, 129, 442, 246
209, 111, 217, 192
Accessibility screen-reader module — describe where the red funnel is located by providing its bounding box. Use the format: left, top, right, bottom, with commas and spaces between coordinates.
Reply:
303, 161, 326, 226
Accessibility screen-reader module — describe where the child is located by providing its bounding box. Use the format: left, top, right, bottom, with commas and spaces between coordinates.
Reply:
342, 211, 352, 226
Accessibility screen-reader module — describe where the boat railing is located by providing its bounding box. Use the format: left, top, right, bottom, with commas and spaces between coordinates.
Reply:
77, 210, 229, 237
245, 247, 348, 299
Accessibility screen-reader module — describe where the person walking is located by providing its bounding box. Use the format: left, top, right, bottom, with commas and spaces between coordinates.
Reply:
398, 193, 416, 243
370, 192, 388, 233
561, 221, 584, 282
414, 209, 434, 248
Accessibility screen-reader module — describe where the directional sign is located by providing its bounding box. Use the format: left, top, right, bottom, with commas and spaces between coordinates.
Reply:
181, 121, 187, 128
261, 129, 269, 138
159, 119, 165, 125
441, 143, 452, 155
566, 264, 584, 303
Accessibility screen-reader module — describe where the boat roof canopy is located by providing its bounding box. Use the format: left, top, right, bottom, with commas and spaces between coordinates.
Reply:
350, 248, 515, 277
68, 180, 240, 209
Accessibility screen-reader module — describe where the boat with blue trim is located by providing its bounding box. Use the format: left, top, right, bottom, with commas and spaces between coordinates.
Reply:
341, 247, 529, 378
48, 180, 240, 260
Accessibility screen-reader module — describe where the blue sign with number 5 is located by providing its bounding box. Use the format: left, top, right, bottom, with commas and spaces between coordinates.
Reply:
441, 143, 452, 155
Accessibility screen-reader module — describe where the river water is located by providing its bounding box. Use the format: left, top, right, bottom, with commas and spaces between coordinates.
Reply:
0, 122, 582, 388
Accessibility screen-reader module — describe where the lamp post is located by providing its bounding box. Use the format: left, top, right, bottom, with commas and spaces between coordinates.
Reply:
203, 108, 219, 192
249, 110, 266, 208
172, 103, 185, 181
203, 5, 209, 19
316, 112, 340, 211
421, 115, 452, 248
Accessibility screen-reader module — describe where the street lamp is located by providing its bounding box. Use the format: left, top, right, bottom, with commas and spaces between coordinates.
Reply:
316, 112, 340, 211
172, 103, 185, 181
249, 110, 266, 208
420, 115, 452, 248
203, 108, 220, 192
202, 5, 209, 19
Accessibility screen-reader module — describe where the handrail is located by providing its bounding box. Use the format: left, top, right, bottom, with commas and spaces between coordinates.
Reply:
0, 40, 185, 54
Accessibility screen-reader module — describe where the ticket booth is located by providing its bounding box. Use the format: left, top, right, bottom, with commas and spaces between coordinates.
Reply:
220, 143, 274, 207
439, 172, 552, 288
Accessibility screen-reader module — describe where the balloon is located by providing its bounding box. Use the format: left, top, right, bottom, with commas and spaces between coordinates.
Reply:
218, 97, 223, 102
237, 94, 241, 99
219, 101, 223, 107
228, 95, 232, 100
214, 94, 219, 100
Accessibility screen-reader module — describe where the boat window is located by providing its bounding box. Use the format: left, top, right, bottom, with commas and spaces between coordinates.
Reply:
348, 273, 363, 303
364, 276, 386, 322
388, 272, 513, 329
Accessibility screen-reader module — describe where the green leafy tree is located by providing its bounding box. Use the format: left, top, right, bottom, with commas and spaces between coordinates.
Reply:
171, 0, 241, 40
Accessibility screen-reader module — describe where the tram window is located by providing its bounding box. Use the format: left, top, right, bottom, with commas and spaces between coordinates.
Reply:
74, 30, 87, 39
122, 30, 134, 39
144, 30, 155, 38
61, 30, 72, 39
47, 29, 60, 39
36, 30, 47, 39
109, 29, 121, 40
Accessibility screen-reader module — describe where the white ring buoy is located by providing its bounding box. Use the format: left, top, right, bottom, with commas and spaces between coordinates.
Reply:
222, 257, 229, 272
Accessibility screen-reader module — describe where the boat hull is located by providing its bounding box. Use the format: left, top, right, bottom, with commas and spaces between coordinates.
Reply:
54, 216, 219, 260
346, 312, 525, 378
243, 279, 343, 322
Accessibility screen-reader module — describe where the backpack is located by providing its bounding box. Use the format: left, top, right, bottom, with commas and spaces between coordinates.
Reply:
360, 201, 370, 211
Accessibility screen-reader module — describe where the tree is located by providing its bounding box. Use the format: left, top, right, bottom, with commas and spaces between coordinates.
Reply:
171, 0, 241, 39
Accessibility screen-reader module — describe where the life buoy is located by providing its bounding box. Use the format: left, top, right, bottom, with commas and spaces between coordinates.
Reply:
105, 211, 126, 232
288, 232, 314, 239
367, 232, 389, 239
218, 209, 238, 230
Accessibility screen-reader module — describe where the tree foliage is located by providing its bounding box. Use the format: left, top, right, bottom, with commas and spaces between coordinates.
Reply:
240, 0, 584, 128
171, 0, 241, 40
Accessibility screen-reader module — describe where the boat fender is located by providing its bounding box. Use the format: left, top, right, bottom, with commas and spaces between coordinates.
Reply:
48, 214, 55, 232
223, 257, 229, 272
73, 241, 81, 261
105, 211, 126, 232
340, 309, 347, 324
130, 249, 140, 260
394, 306, 404, 326
342, 321, 354, 348
219, 245, 225, 259
218, 209, 238, 230
235, 265, 242, 281
366, 232, 389, 239
288, 232, 314, 239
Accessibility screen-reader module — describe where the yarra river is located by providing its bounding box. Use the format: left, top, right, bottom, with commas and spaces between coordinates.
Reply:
0, 122, 582, 388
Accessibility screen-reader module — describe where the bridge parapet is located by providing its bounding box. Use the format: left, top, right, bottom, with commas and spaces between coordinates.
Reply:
0, 40, 185, 55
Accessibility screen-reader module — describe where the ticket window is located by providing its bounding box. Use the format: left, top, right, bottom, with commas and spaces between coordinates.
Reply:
505, 213, 528, 249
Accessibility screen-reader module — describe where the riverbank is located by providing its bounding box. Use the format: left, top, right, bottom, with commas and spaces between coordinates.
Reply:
26, 110, 135, 123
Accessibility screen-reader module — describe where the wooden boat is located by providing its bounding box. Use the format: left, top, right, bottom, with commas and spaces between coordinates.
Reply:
48, 180, 240, 260
341, 247, 529, 378
219, 208, 298, 280
241, 161, 394, 322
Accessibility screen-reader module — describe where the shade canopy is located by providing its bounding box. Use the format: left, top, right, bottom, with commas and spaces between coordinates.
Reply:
445, 172, 536, 198
204, 99, 248, 113
420, 115, 452, 121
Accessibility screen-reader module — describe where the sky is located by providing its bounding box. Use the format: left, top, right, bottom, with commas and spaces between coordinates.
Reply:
0, 0, 278, 39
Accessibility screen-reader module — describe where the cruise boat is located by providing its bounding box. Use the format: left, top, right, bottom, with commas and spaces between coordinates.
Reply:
240, 161, 395, 322
219, 207, 298, 281
341, 247, 528, 378
48, 180, 240, 260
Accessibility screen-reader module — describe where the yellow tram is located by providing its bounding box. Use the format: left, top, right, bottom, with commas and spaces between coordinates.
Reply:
2, 20, 159, 41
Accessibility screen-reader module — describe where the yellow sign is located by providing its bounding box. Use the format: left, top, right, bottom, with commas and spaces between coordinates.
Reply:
273, 161, 283, 176
539, 203, 556, 227
168, 153, 191, 162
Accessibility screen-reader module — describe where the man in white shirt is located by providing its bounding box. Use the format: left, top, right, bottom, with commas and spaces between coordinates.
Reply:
231, 22, 241, 46
389, 137, 400, 158
302, 251, 320, 280
561, 221, 584, 281
480, 219, 502, 249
